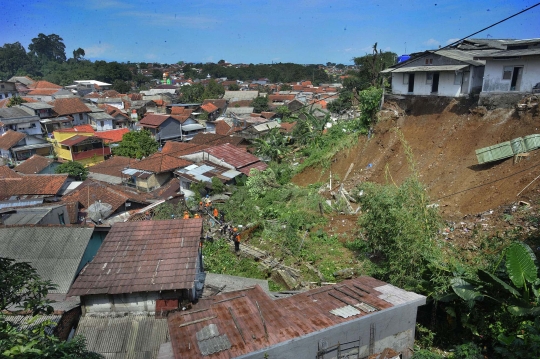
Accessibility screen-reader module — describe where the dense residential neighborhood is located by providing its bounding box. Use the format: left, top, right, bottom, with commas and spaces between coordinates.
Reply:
1, 14, 540, 358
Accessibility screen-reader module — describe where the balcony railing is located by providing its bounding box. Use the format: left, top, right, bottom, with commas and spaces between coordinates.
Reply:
72, 147, 111, 160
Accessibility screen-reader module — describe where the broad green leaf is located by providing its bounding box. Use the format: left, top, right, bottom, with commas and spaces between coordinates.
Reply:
451, 277, 483, 302
506, 243, 538, 288
507, 305, 540, 316
498, 333, 516, 345
478, 269, 521, 297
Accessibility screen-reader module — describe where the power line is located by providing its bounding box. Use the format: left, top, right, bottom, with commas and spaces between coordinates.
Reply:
387, 2, 540, 73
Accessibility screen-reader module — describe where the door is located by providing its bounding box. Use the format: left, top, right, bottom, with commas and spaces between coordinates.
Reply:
408, 73, 415, 93
431, 73, 440, 93
461, 71, 470, 94
511, 67, 523, 91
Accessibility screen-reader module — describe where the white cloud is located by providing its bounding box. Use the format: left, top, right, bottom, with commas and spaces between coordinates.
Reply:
83, 0, 131, 9
84, 43, 113, 58
424, 38, 440, 47
145, 53, 158, 60
446, 38, 460, 45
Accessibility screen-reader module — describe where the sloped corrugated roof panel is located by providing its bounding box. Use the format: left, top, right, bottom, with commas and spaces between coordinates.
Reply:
76, 315, 169, 359
381, 65, 468, 73
0, 227, 94, 293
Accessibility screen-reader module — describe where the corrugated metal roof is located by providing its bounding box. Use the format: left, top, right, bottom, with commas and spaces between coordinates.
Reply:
68, 219, 203, 296
168, 277, 426, 359
3, 315, 62, 335
182, 124, 205, 131
330, 305, 361, 318
3, 207, 54, 225
381, 65, 468, 73
0, 198, 44, 209
432, 49, 487, 66
484, 48, 540, 57
251, 121, 281, 132
221, 169, 242, 179
76, 315, 169, 359
0, 227, 95, 293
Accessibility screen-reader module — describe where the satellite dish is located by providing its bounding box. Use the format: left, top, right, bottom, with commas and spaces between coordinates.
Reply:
87, 201, 113, 222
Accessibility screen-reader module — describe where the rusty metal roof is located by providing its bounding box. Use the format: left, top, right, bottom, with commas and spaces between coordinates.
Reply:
167, 276, 425, 358
67, 219, 203, 296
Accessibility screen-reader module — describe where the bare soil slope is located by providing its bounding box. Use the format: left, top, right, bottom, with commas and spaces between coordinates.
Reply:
293, 96, 540, 219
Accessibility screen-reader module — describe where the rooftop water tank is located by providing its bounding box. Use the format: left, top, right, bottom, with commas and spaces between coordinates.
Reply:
397, 55, 411, 63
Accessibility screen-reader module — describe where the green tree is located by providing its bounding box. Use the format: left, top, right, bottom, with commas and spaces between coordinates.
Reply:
228, 83, 240, 91
202, 79, 225, 99
112, 130, 158, 159
0, 258, 102, 358
6, 96, 27, 108
28, 33, 66, 63
250, 95, 269, 113
152, 69, 162, 79
180, 83, 204, 102
280, 83, 292, 91
0, 42, 32, 79
72, 47, 85, 61
112, 79, 131, 93
252, 128, 289, 162
0, 258, 56, 314
350, 43, 396, 90
55, 161, 89, 180
211, 177, 225, 194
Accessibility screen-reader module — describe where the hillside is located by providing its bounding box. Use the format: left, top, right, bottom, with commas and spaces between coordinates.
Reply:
294, 96, 540, 215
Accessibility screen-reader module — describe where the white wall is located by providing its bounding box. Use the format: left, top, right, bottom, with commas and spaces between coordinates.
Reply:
391, 70, 471, 97
82, 290, 188, 314
14, 120, 42, 136
95, 119, 114, 131
482, 55, 540, 93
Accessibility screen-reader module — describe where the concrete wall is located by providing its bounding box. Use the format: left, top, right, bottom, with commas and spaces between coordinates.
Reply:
72, 113, 89, 126
93, 119, 114, 131
391, 69, 474, 97
39, 206, 70, 225
82, 290, 192, 314
237, 299, 424, 359
137, 172, 171, 191
482, 55, 540, 93
159, 117, 182, 140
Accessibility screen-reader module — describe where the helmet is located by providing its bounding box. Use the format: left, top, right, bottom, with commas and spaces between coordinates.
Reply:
233, 227, 238, 232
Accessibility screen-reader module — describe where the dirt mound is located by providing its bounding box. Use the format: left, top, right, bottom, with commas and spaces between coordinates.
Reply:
293, 96, 540, 219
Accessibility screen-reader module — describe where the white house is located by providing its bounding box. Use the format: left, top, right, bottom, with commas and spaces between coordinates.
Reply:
382, 49, 488, 97
476, 39, 540, 93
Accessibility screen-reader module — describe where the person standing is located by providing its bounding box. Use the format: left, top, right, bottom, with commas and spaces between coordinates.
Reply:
234, 232, 240, 253
213, 207, 218, 219
183, 211, 190, 219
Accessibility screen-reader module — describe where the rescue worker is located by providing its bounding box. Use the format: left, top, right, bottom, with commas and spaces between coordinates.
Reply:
183, 211, 190, 219
234, 232, 241, 253
213, 207, 218, 218
198, 201, 203, 212
194, 213, 200, 218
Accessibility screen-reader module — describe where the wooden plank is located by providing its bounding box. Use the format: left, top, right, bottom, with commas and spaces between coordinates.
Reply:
179, 316, 216, 327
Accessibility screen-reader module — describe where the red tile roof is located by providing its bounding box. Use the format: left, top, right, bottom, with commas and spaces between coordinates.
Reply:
0, 130, 26, 150
94, 128, 130, 143
269, 94, 295, 102
60, 135, 95, 147
200, 103, 218, 113
27, 89, 60, 96
61, 179, 150, 212
52, 98, 92, 116
57, 124, 95, 133
201, 99, 227, 111
170, 107, 185, 115
171, 114, 191, 124
214, 120, 243, 136
189, 133, 247, 147
87, 156, 138, 178
131, 153, 192, 173
280, 121, 297, 133
13, 155, 53, 174
28, 80, 61, 89
0, 166, 22, 179
161, 142, 210, 156
0, 174, 68, 199
139, 114, 172, 128
204, 143, 260, 170
238, 161, 268, 175
67, 219, 203, 296
168, 276, 423, 358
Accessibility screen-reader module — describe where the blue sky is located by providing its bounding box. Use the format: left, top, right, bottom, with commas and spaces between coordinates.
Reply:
2, 0, 539, 64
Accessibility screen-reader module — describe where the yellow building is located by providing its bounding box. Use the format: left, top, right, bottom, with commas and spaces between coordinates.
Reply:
51, 130, 111, 166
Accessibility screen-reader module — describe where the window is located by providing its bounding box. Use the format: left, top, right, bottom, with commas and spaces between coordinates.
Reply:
100, 121, 104, 127
58, 213, 65, 225
502, 66, 512, 80
454, 72, 463, 85
425, 58, 433, 65
426, 73, 433, 84
403, 73, 409, 84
